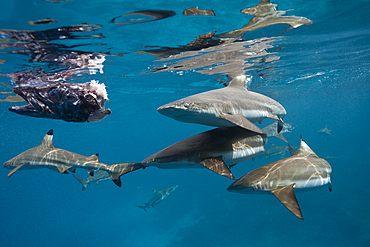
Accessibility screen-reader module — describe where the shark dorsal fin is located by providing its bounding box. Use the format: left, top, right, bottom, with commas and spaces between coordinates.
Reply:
294, 138, 318, 157
88, 154, 99, 161
227, 75, 247, 89
271, 184, 303, 220
200, 156, 235, 180
41, 129, 55, 149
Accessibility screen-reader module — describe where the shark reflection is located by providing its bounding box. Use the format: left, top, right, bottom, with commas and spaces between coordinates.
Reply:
110, 10, 176, 25
216, 0, 312, 38
136, 185, 178, 211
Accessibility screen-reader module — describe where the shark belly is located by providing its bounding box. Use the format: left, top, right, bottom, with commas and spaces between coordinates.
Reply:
223, 144, 265, 165
144, 161, 204, 169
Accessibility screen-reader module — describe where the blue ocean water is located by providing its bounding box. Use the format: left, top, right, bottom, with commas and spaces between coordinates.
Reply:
0, 0, 369, 246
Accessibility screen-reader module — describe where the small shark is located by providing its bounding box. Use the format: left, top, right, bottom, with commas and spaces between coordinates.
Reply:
227, 138, 332, 220
317, 125, 335, 139
262, 116, 295, 143
266, 143, 294, 157
136, 185, 178, 211
3, 129, 145, 187
142, 126, 267, 180
73, 163, 145, 190
157, 75, 286, 134
216, 0, 312, 38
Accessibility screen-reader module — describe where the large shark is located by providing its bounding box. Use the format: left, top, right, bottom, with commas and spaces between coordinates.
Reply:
227, 138, 332, 220
3, 129, 145, 187
73, 163, 145, 190
157, 75, 286, 134
215, 0, 312, 38
262, 116, 295, 143
142, 126, 268, 180
136, 185, 178, 211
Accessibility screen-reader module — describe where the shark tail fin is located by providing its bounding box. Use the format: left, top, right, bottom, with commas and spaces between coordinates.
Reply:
109, 163, 146, 188
136, 204, 147, 211
72, 174, 88, 191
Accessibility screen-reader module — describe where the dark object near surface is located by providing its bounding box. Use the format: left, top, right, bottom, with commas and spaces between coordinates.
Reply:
9, 81, 111, 122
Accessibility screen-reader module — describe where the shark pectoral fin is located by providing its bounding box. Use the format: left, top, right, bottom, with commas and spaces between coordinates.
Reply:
276, 133, 289, 144
69, 167, 76, 173
56, 165, 72, 174
271, 184, 303, 220
7, 164, 25, 177
199, 156, 235, 180
136, 204, 146, 211
219, 114, 265, 135
288, 145, 296, 156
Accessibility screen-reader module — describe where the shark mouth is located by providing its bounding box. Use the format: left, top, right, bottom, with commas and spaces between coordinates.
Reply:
9, 80, 111, 122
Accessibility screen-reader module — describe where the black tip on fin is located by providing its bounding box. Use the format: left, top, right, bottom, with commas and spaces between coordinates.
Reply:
113, 178, 122, 187
89, 171, 94, 176
277, 120, 283, 133
47, 129, 53, 135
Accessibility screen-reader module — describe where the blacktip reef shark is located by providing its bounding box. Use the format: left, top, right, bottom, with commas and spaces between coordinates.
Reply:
3, 129, 145, 187
215, 0, 312, 38
136, 185, 178, 211
317, 125, 335, 139
157, 75, 286, 134
142, 126, 268, 180
227, 137, 332, 220
73, 163, 145, 190
262, 116, 295, 143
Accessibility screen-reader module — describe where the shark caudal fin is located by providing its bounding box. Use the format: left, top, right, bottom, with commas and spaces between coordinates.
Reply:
72, 174, 88, 191
136, 204, 147, 211
108, 163, 146, 188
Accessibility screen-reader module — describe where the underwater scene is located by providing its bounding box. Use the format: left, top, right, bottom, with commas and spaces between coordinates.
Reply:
0, 0, 369, 246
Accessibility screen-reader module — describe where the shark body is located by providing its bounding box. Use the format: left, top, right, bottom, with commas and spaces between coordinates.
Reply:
157, 75, 286, 134
136, 185, 178, 211
227, 138, 332, 220
3, 129, 145, 187
317, 125, 335, 139
142, 126, 268, 180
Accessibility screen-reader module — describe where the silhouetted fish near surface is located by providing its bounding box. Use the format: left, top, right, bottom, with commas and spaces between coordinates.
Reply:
183, 7, 215, 16
227, 138, 332, 220
3, 129, 144, 187
136, 185, 178, 211
109, 10, 176, 25
158, 75, 286, 134
142, 126, 268, 180
9, 80, 111, 122
215, 0, 312, 38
